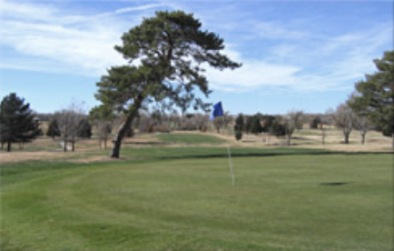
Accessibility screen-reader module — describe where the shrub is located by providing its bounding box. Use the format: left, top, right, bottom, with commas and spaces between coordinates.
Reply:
235, 130, 242, 141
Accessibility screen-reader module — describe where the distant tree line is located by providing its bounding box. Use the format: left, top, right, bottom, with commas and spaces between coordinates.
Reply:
232, 112, 304, 145
1, 50, 392, 151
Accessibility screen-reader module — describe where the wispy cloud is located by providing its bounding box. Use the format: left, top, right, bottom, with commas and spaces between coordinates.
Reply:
0, 0, 162, 76
0, 0, 392, 94
255, 21, 309, 40
0, 0, 55, 21
178, 1, 392, 93
206, 19, 392, 93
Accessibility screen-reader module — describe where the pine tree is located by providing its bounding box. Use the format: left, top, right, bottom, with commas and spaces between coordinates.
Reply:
234, 114, 244, 132
47, 119, 61, 139
0, 93, 41, 152
270, 117, 287, 137
349, 50, 394, 148
234, 114, 244, 141
77, 119, 92, 139
95, 10, 241, 158
250, 115, 263, 135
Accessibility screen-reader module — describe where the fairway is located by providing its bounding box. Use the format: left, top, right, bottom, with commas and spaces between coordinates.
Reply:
1, 148, 393, 251
156, 133, 226, 145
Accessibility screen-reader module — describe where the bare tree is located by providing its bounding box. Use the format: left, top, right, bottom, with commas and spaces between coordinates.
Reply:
137, 114, 155, 133
97, 121, 112, 149
54, 104, 85, 152
333, 103, 356, 144
213, 116, 225, 133
320, 114, 331, 145
89, 105, 116, 149
353, 115, 371, 144
347, 93, 372, 145
194, 113, 209, 132
284, 110, 304, 145
222, 111, 232, 130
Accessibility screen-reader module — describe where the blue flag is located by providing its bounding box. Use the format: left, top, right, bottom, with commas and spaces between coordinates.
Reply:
210, 102, 224, 120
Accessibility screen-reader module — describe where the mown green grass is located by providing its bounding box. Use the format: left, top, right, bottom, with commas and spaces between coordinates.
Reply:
1, 147, 393, 251
156, 133, 226, 145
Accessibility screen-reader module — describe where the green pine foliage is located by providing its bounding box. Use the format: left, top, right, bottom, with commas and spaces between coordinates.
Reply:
95, 10, 241, 158
78, 119, 92, 139
250, 115, 263, 135
234, 114, 244, 132
260, 115, 276, 132
234, 114, 244, 141
46, 119, 61, 139
0, 93, 41, 151
349, 50, 394, 148
310, 116, 322, 129
234, 130, 243, 141
270, 118, 287, 137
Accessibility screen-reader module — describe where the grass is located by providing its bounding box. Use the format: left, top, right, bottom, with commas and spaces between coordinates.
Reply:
1, 145, 392, 251
156, 133, 226, 145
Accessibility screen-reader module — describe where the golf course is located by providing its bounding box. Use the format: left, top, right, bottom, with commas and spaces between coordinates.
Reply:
1, 1, 394, 250
1, 133, 392, 251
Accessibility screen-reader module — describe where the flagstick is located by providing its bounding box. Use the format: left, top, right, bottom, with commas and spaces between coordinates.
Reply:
227, 144, 235, 186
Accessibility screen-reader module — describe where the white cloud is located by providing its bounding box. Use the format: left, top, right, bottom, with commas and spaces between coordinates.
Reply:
207, 59, 300, 91
206, 20, 391, 93
0, 0, 162, 76
0, 0, 391, 94
0, 0, 55, 21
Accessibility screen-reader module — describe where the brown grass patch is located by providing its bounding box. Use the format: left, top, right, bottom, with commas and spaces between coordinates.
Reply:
0, 151, 66, 164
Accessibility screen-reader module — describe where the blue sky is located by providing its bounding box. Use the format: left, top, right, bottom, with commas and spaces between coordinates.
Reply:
0, 0, 392, 115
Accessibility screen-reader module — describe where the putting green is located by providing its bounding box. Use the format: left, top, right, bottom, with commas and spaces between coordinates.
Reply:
1, 150, 392, 251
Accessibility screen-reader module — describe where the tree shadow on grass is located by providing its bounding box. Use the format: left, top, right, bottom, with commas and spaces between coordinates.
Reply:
152, 148, 391, 162
320, 182, 349, 186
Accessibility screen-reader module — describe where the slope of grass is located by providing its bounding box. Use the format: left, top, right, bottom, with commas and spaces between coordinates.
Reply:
1, 147, 393, 251
156, 133, 226, 145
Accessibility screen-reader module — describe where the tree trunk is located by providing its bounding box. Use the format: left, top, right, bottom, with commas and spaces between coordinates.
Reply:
7, 141, 11, 152
265, 133, 269, 146
344, 132, 350, 144
287, 134, 291, 146
321, 129, 326, 145
392, 132, 394, 150
104, 138, 107, 149
111, 95, 144, 158
361, 132, 366, 145
63, 139, 67, 152
111, 116, 134, 158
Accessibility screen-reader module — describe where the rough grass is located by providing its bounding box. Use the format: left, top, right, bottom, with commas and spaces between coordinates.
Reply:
1, 147, 392, 251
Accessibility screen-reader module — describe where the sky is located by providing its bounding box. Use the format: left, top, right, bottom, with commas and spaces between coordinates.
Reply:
0, 0, 393, 115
